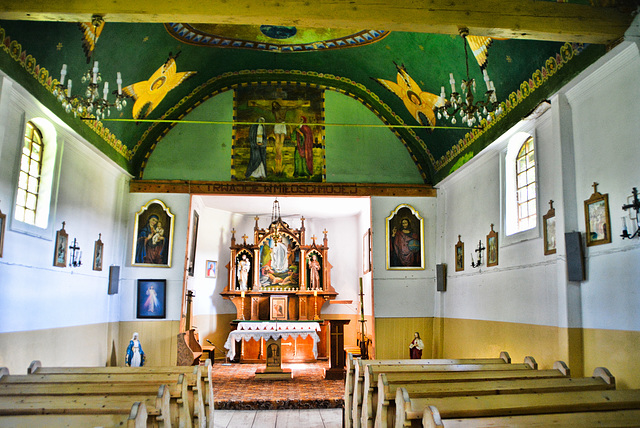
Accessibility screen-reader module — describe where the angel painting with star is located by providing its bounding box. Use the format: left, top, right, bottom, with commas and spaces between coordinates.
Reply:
373, 62, 441, 130
122, 52, 196, 120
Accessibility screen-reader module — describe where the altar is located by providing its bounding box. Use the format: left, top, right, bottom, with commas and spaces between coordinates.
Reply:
223, 321, 321, 362
220, 202, 338, 364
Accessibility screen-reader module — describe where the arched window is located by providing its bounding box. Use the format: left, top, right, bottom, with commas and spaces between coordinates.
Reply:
515, 136, 536, 231
503, 132, 538, 239
15, 121, 43, 225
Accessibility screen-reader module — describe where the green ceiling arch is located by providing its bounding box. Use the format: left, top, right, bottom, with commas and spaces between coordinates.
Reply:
133, 70, 437, 182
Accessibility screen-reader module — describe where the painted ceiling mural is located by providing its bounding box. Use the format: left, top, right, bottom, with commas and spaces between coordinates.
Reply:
0, 18, 608, 183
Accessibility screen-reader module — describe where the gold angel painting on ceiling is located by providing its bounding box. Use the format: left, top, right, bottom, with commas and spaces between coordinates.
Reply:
372, 34, 495, 129
122, 52, 196, 120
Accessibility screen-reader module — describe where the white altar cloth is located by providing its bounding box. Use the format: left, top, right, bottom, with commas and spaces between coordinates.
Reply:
224, 321, 321, 360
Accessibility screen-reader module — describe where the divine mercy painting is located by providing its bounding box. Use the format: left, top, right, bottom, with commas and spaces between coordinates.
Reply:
233, 84, 325, 182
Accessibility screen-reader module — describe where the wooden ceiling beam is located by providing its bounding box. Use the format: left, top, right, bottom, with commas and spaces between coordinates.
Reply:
0, 0, 634, 44
129, 180, 437, 197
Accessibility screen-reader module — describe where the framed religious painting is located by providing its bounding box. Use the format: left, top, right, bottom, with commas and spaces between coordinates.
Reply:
386, 204, 424, 270
362, 228, 371, 274
0, 208, 5, 258
584, 182, 611, 247
93, 233, 104, 271
187, 211, 199, 277
454, 235, 464, 272
132, 199, 175, 267
270, 295, 288, 321
543, 200, 557, 255
205, 260, 217, 278
486, 224, 499, 267
53, 222, 68, 267
136, 279, 166, 319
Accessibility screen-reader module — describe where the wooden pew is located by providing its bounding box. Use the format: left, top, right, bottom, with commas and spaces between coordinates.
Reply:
0, 385, 168, 428
396, 374, 640, 428
27, 360, 213, 428
0, 401, 149, 428
349, 352, 511, 428
375, 365, 614, 428
423, 406, 640, 427
356, 357, 533, 428
0, 371, 189, 428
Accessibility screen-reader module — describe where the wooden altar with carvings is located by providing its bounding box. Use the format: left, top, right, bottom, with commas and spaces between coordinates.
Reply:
221, 207, 337, 363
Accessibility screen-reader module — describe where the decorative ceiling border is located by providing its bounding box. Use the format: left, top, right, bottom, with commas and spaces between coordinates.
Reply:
0, 24, 133, 161
434, 42, 586, 174
133, 69, 436, 182
165, 24, 389, 52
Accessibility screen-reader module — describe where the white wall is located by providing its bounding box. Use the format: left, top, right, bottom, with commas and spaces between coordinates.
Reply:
0, 73, 130, 370
120, 193, 191, 322
371, 196, 438, 318
435, 40, 640, 333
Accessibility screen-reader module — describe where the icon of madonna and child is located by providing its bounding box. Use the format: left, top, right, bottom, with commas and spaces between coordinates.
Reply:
259, 234, 300, 289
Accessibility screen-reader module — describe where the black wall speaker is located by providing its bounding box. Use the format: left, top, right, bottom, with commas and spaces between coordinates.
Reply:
565, 232, 585, 282
436, 263, 447, 292
108, 265, 120, 295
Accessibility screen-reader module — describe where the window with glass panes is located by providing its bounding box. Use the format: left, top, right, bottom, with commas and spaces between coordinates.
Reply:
15, 122, 43, 225
516, 137, 536, 231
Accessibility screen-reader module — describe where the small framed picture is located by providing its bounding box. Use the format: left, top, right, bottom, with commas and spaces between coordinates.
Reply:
543, 200, 557, 255
136, 279, 166, 319
454, 235, 464, 272
53, 222, 68, 268
205, 260, 217, 278
93, 234, 104, 271
0, 208, 6, 258
584, 182, 611, 247
486, 224, 498, 267
270, 295, 288, 320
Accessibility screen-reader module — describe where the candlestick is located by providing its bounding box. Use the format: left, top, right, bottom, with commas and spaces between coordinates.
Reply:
313, 290, 320, 320
240, 292, 245, 320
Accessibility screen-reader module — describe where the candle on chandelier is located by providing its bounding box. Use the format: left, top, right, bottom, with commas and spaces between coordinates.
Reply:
117, 72, 123, 95
92, 61, 99, 84
241, 290, 245, 298
60, 64, 67, 85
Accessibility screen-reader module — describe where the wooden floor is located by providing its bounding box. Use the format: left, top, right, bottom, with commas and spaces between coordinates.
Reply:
214, 408, 342, 428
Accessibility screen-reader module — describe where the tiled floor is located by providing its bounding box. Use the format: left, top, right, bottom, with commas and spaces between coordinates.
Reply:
211, 361, 344, 410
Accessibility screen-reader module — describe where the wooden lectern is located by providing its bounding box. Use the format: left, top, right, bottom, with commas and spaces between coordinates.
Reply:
324, 319, 350, 380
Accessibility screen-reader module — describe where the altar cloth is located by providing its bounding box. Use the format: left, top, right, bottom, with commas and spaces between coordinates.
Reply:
224, 321, 321, 360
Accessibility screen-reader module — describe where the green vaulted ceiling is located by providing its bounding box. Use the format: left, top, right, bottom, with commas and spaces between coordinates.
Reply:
0, 0, 634, 184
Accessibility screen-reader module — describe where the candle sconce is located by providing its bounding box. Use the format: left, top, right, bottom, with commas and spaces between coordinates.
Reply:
621, 187, 640, 239
470, 239, 485, 268
69, 238, 82, 268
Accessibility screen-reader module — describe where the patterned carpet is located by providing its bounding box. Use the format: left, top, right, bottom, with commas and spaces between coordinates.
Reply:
211, 361, 344, 410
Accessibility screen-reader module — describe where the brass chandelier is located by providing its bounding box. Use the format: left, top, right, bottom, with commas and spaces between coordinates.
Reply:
435, 28, 503, 127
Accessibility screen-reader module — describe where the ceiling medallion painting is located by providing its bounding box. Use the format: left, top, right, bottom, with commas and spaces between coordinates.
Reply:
165, 23, 388, 52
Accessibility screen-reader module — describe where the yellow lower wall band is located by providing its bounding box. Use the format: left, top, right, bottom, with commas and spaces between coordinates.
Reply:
375, 317, 640, 389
